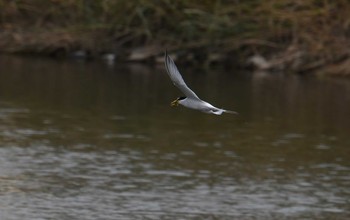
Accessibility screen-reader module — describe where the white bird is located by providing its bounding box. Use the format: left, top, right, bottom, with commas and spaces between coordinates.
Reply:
164, 51, 238, 115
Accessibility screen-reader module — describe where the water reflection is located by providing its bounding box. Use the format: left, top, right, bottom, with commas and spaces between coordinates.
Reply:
0, 56, 349, 219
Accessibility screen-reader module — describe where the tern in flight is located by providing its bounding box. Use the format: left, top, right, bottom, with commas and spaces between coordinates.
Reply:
164, 51, 238, 115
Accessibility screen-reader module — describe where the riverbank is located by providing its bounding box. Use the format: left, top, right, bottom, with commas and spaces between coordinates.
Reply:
0, 0, 349, 76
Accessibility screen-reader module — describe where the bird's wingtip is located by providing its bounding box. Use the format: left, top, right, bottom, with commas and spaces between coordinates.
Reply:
164, 49, 169, 67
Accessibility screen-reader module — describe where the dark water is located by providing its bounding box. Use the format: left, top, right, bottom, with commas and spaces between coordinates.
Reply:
0, 56, 349, 219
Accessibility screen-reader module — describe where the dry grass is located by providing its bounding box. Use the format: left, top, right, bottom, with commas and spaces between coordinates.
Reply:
0, 0, 349, 74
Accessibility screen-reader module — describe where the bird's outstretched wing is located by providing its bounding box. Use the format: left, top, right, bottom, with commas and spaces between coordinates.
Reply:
164, 51, 200, 100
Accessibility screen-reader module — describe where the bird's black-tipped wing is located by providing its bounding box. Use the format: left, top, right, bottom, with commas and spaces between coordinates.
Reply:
164, 51, 200, 100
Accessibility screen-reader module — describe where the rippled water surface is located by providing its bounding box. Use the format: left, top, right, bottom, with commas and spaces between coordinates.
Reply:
0, 56, 349, 219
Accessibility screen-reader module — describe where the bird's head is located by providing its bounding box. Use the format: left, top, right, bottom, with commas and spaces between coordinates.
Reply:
171, 96, 186, 107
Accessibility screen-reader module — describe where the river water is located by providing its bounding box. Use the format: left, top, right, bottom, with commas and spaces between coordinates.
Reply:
0, 56, 349, 219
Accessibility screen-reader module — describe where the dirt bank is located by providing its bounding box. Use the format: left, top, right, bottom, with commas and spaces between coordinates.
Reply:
0, 0, 349, 76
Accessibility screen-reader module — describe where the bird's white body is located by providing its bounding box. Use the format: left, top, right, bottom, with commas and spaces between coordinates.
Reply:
178, 98, 228, 115
164, 51, 237, 115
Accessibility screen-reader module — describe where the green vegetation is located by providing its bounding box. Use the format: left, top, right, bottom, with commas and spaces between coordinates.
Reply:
0, 0, 349, 75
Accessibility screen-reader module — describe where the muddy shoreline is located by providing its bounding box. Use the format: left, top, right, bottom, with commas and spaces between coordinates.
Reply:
0, 1, 349, 76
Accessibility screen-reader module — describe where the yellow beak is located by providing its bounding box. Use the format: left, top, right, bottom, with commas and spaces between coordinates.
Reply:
171, 99, 179, 107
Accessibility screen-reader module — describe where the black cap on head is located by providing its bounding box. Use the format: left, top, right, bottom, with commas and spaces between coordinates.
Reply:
178, 96, 186, 100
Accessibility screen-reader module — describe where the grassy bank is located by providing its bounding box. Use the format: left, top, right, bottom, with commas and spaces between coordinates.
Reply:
0, 0, 349, 75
